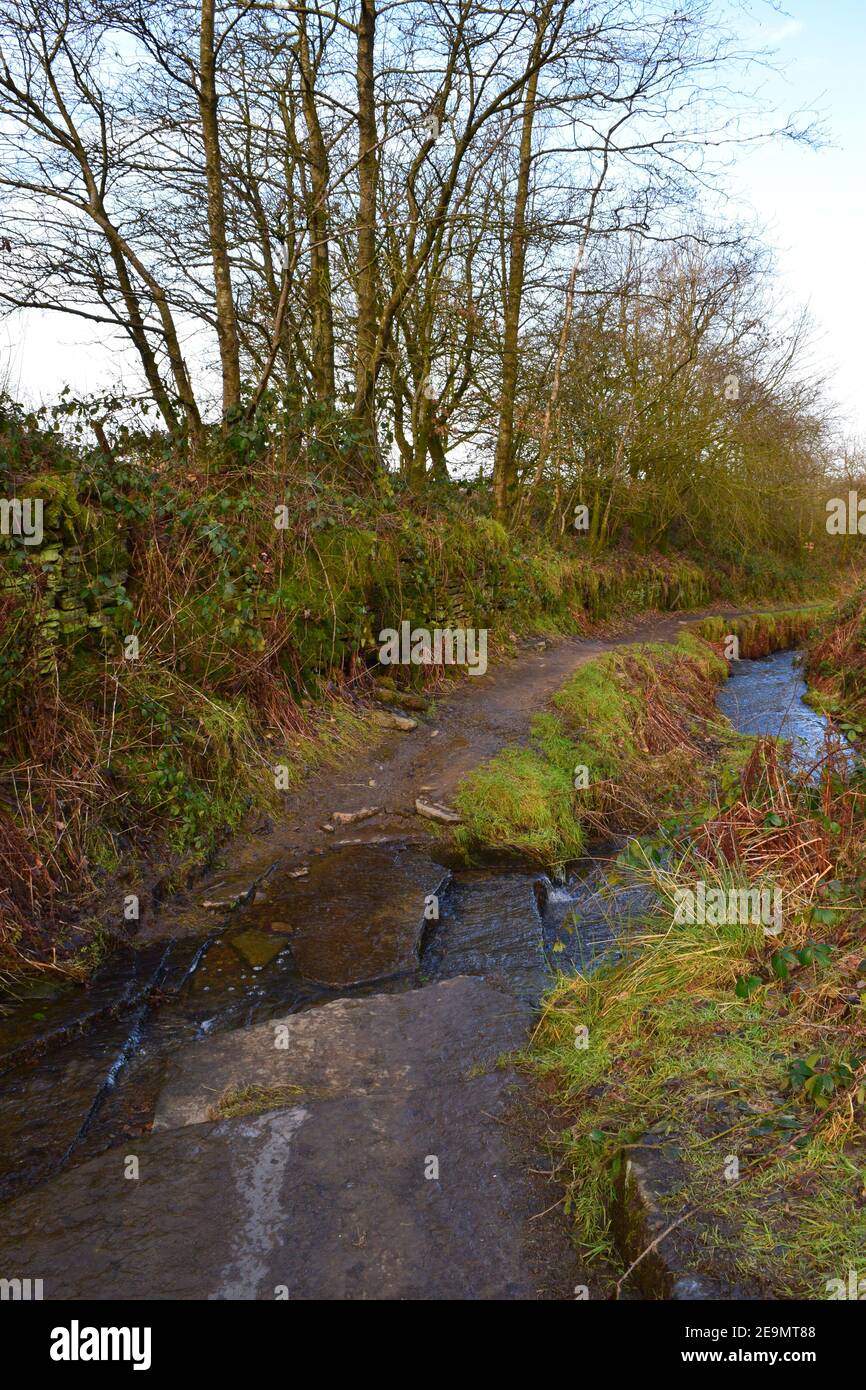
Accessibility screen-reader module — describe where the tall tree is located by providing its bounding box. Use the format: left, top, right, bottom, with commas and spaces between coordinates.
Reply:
199, 0, 242, 415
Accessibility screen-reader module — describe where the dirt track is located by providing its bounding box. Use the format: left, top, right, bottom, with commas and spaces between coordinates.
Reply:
148, 602, 813, 941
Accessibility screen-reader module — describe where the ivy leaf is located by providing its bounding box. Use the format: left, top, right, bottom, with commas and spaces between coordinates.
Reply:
787, 1058, 813, 1090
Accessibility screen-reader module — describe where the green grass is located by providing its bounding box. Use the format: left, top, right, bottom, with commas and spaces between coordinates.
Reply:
451, 601, 866, 1295
526, 778, 866, 1297
452, 745, 585, 866
453, 632, 730, 869
208, 1083, 306, 1120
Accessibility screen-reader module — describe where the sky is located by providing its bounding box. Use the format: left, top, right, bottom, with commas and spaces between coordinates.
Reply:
725, 0, 866, 438
2, 0, 864, 438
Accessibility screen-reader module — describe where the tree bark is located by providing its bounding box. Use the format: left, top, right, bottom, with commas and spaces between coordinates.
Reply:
199, 0, 242, 417
491, 42, 542, 522
352, 0, 380, 468
296, 13, 336, 402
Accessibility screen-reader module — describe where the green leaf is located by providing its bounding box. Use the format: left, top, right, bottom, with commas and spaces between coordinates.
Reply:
811, 907, 837, 925
787, 1058, 813, 1089
735, 974, 762, 998
771, 948, 797, 981
804, 1073, 835, 1107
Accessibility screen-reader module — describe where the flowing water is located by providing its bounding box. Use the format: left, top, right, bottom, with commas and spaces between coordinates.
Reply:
716, 648, 847, 771
0, 644, 853, 1207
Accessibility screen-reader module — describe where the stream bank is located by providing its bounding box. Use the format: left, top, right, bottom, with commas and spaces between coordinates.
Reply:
529, 648, 865, 1299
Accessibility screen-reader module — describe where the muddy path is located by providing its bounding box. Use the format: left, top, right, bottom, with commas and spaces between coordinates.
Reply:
149, 602, 813, 942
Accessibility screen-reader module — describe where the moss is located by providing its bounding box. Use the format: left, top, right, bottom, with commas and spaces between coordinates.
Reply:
453, 745, 584, 867
551, 652, 642, 779
694, 605, 829, 659
452, 633, 728, 869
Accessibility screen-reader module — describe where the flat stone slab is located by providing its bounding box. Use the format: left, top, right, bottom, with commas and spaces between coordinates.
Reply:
238, 843, 449, 988
154, 975, 528, 1129
0, 979, 574, 1299
0, 941, 174, 1074
422, 872, 549, 1000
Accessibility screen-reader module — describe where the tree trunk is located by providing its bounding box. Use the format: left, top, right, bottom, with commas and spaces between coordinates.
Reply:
297, 14, 336, 402
491, 49, 541, 522
352, 0, 380, 469
107, 241, 180, 436
199, 0, 242, 418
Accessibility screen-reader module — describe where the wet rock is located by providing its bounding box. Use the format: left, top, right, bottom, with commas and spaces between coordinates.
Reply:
228, 930, 287, 969
371, 708, 417, 731
421, 872, 549, 1001
155, 975, 529, 1128
239, 843, 449, 988
0, 942, 172, 1075
4, 977, 75, 1004
374, 684, 429, 712
0, 1011, 151, 1204
612, 1134, 756, 1299
0, 979, 573, 1299
331, 806, 381, 826
532, 877, 549, 913
613, 1137, 694, 1298
415, 798, 461, 825
195, 863, 279, 915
